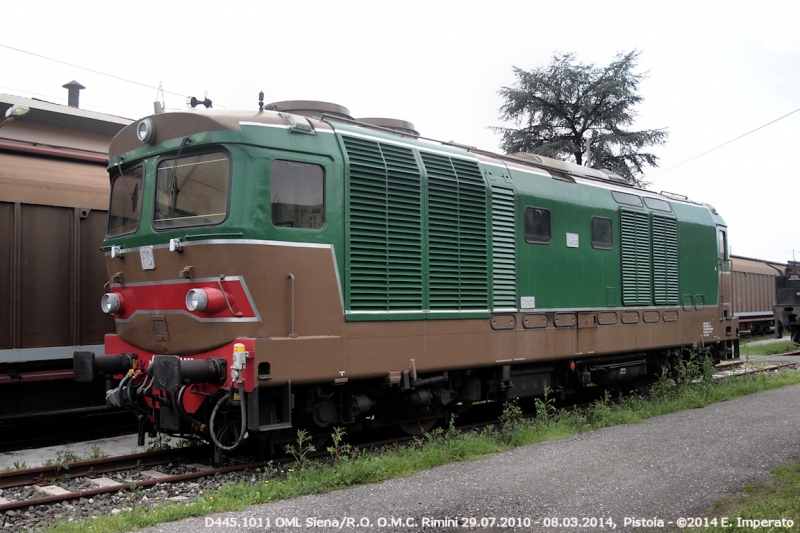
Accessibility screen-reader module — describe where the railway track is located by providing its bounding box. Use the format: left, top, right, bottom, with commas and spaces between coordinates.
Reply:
0, 433, 417, 514
714, 360, 798, 377
1, 361, 796, 517
0, 445, 270, 513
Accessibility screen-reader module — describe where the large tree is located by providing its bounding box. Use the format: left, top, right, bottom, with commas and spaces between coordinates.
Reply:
496, 50, 667, 187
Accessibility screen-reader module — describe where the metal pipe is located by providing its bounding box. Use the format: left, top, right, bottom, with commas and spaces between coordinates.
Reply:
72, 207, 81, 346
12, 202, 20, 350
288, 274, 297, 338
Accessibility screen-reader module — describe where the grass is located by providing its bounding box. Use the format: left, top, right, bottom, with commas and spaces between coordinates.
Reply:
738, 333, 798, 357
700, 460, 800, 532
43, 362, 800, 533
739, 339, 798, 357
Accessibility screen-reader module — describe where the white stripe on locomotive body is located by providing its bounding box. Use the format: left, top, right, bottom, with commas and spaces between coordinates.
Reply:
115, 309, 261, 324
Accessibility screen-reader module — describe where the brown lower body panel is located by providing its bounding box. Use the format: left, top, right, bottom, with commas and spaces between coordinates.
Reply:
256, 307, 736, 386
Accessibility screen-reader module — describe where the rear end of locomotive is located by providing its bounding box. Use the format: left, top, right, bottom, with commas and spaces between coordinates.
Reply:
74, 108, 346, 451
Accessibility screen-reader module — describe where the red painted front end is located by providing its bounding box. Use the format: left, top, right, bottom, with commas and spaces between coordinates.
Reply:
105, 334, 257, 416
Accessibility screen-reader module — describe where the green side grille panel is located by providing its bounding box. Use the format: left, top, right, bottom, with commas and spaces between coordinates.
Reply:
343, 136, 423, 311
620, 209, 652, 305
491, 186, 517, 309
652, 214, 679, 305
421, 153, 489, 310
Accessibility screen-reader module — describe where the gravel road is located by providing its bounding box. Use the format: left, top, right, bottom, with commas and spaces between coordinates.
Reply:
140, 382, 800, 533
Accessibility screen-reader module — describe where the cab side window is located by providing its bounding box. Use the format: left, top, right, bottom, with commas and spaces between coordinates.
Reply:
524, 207, 551, 244
591, 217, 613, 249
271, 160, 325, 229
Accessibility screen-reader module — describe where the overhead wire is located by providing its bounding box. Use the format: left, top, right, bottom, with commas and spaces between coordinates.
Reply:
647, 107, 800, 178
0, 42, 188, 98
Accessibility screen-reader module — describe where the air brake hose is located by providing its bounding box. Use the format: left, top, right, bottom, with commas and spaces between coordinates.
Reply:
175, 386, 204, 430
209, 384, 247, 451
125, 374, 150, 416
115, 376, 138, 417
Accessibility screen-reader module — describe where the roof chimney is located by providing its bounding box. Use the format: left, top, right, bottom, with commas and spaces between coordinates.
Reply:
62, 80, 85, 108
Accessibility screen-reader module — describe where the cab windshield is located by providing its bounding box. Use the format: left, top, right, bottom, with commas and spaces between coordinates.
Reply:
107, 165, 143, 237
154, 151, 230, 229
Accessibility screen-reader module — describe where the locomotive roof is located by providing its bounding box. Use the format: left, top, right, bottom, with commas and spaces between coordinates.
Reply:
109, 109, 335, 158
112, 108, 713, 213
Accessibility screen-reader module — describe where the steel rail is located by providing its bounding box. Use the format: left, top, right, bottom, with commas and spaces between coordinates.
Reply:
0, 460, 272, 512
0, 446, 211, 489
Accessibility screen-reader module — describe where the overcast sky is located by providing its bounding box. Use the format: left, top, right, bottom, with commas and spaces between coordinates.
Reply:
2, 0, 798, 263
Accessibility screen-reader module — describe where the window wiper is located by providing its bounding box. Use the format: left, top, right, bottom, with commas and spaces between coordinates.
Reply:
170, 137, 191, 214
115, 158, 138, 212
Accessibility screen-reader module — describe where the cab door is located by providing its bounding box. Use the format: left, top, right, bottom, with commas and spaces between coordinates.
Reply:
717, 226, 732, 320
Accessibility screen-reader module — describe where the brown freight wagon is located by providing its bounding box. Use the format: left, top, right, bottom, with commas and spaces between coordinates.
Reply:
0, 92, 129, 417
730, 255, 785, 336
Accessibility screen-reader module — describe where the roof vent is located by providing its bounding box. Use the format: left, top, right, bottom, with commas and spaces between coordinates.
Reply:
509, 152, 544, 164
357, 118, 419, 137
266, 100, 352, 120
62, 80, 85, 108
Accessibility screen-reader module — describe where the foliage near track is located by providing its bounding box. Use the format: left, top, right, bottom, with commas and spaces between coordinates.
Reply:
46, 362, 800, 533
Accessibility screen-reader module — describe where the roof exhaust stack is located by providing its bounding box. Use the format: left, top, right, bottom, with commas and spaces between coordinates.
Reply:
62, 80, 85, 108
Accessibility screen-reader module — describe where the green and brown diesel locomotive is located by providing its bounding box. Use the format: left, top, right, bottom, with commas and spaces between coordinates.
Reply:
74, 100, 738, 450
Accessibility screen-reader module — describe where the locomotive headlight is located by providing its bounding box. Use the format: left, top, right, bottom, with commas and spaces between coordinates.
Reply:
100, 293, 123, 314
186, 288, 209, 312
185, 287, 228, 314
136, 118, 155, 143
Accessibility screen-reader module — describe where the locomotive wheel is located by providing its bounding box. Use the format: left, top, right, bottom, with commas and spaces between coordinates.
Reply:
397, 418, 437, 436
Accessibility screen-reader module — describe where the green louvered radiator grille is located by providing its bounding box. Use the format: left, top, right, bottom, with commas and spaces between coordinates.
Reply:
652, 214, 679, 305
421, 153, 489, 311
343, 136, 423, 311
620, 209, 652, 305
491, 186, 517, 309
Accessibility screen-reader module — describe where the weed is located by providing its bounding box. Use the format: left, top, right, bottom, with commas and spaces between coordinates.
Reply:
534, 387, 557, 426
586, 390, 613, 427
123, 481, 144, 520
326, 427, 354, 466
284, 429, 315, 470
499, 400, 526, 444
89, 445, 107, 460
145, 434, 175, 452
13, 461, 26, 470
43, 448, 81, 475
446, 413, 458, 436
